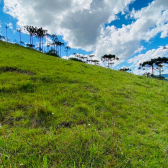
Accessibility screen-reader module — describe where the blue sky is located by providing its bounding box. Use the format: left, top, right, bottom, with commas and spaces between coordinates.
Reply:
0, 0, 168, 75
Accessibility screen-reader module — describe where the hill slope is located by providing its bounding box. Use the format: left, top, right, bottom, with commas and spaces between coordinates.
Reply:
0, 41, 168, 167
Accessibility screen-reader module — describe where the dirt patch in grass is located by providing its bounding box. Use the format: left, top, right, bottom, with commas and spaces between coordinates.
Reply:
0, 66, 35, 75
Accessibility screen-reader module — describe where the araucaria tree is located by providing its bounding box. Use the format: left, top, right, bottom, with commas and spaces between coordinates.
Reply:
24, 26, 48, 51
36, 27, 47, 52
154, 57, 168, 78
91, 60, 100, 65
65, 46, 71, 56
24, 25, 36, 47
50, 34, 58, 54
139, 57, 168, 77
139, 59, 156, 76
88, 54, 95, 64
0, 35, 5, 41
58, 42, 64, 57
101, 54, 119, 68
118, 67, 131, 72
46, 33, 51, 52
155, 60, 163, 78
17, 29, 22, 44
5, 25, 8, 42
41, 29, 47, 52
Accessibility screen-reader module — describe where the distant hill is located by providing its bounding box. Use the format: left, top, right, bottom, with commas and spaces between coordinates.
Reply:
0, 41, 168, 167
156, 74, 168, 80
161, 74, 168, 78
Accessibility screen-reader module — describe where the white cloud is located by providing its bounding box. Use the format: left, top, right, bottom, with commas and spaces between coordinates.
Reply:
62, 56, 69, 60
95, 0, 168, 62
3, 0, 168, 67
162, 69, 168, 75
3, 0, 135, 51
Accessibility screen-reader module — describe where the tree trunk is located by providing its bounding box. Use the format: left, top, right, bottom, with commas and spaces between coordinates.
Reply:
39, 37, 40, 51
6, 29, 8, 42
42, 37, 43, 53
152, 65, 154, 76
32, 35, 33, 45
20, 32, 21, 44
40, 37, 42, 51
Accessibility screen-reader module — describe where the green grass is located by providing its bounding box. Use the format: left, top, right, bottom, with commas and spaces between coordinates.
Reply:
0, 41, 168, 167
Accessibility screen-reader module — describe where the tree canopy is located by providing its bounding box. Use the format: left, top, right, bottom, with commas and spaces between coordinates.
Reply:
118, 67, 131, 72
101, 54, 119, 68
139, 57, 168, 78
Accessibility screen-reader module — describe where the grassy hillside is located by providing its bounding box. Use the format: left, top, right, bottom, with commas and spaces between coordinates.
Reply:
0, 41, 168, 167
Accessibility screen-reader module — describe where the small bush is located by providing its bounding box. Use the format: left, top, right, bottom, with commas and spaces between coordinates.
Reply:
69, 58, 85, 63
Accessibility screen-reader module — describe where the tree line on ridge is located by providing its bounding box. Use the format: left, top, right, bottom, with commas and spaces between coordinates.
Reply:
1, 24, 168, 78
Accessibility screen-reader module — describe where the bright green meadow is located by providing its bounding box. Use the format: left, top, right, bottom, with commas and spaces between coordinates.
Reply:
0, 41, 168, 167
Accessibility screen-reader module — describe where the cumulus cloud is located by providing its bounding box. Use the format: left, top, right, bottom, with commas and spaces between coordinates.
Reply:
3, 0, 168, 66
95, 0, 168, 61
3, 0, 135, 50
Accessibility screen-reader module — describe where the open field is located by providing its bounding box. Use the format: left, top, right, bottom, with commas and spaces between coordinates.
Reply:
0, 41, 168, 167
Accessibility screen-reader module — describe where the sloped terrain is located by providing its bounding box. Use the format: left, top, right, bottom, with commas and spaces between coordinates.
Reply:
0, 41, 168, 167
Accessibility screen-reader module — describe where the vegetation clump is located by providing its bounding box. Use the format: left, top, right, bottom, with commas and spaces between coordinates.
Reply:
69, 57, 85, 63
46, 49, 60, 57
